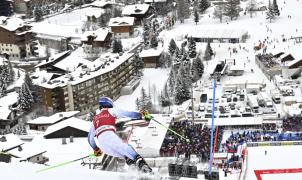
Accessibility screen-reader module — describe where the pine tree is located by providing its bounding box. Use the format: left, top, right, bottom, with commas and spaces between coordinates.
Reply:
272, 0, 280, 16
136, 97, 141, 110
7, 59, 14, 82
150, 35, 158, 48
174, 67, 190, 105
133, 53, 144, 77
194, 9, 199, 25
0, 64, 10, 86
24, 71, 34, 92
0, 83, 6, 98
160, 83, 171, 107
112, 39, 123, 53
168, 68, 176, 96
247, 0, 257, 18
188, 37, 197, 58
191, 58, 200, 82
195, 56, 204, 78
177, 0, 190, 23
18, 83, 34, 111
112, 8, 122, 18
168, 39, 177, 55
199, 0, 211, 14
266, 0, 275, 23
204, 41, 214, 61
224, 0, 241, 20
179, 62, 191, 88
213, 4, 224, 23
34, 6, 43, 22
143, 21, 151, 47
140, 87, 148, 110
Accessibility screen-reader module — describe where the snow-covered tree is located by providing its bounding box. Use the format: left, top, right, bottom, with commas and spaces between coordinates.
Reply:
150, 35, 158, 48
174, 65, 191, 105
0, 64, 10, 86
266, 0, 275, 23
213, 4, 224, 23
143, 21, 151, 47
188, 37, 197, 58
199, 0, 211, 14
18, 83, 34, 111
168, 67, 176, 96
272, 0, 280, 16
33, 6, 43, 22
24, 72, 34, 92
0, 84, 6, 98
247, 0, 257, 18
160, 83, 171, 107
194, 9, 199, 25
7, 59, 14, 82
133, 53, 144, 77
177, 0, 190, 23
224, 0, 241, 20
112, 39, 123, 53
168, 39, 177, 55
135, 97, 140, 110
191, 57, 204, 82
112, 8, 122, 18
204, 41, 214, 60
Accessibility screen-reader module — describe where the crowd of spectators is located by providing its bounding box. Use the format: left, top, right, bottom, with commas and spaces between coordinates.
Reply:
262, 123, 277, 132
283, 117, 302, 132
221, 130, 302, 153
160, 120, 223, 162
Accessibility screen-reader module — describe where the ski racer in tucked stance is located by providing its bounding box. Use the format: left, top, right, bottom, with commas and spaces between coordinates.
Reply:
88, 97, 152, 173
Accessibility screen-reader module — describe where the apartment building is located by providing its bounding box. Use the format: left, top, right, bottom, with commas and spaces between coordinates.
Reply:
39, 52, 136, 114
0, 17, 37, 60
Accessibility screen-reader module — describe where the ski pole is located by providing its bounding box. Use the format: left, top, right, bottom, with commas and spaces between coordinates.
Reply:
152, 118, 190, 142
36, 153, 95, 173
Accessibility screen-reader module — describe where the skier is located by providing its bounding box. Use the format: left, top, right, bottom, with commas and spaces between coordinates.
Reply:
88, 97, 152, 173
265, 150, 267, 156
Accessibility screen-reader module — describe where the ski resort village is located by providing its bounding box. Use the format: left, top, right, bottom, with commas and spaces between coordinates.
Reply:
1, 0, 302, 179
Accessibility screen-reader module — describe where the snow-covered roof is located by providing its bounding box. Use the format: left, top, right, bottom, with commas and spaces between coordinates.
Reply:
144, 0, 166, 3
0, 16, 28, 32
229, 64, 244, 71
39, 51, 135, 89
44, 117, 90, 137
35, 51, 71, 68
288, 58, 302, 68
190, 29, 248, 39
86, 0, 115, 8
27, 111, 80, 125
81, 28, 110, 42
0, 134, 24, 152
52, 48, 93, 72
122, 4, 150, 15
85, 9, 105, 18
139, 48, 163, 58
108, 17, 135, 27
32, 70, 57, 85
0, 92, 18, 120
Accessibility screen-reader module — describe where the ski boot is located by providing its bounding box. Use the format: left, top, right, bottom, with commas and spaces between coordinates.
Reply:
134, 155, 152, 173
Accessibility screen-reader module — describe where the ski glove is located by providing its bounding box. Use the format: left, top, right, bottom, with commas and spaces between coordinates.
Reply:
94, 148, 102, 157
